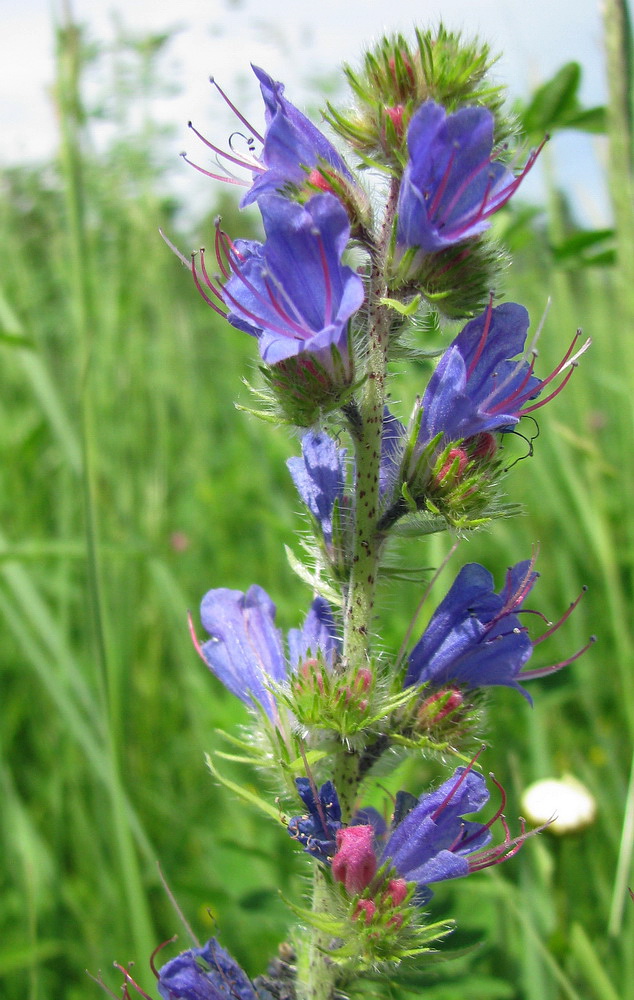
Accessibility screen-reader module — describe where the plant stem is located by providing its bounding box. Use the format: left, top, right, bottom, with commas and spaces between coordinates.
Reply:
304, 178, 400, 1000
303, 868, 340, 1000
343, 177, 399, 668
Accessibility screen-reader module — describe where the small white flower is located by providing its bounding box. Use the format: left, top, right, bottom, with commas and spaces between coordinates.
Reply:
522, 775, 596, 835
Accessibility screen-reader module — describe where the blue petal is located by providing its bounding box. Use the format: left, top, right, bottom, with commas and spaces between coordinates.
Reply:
287, 430, 346, 544
200, 585, 286, 719
405, 561, 536, 699
226, 194, 363, 368
158, 938, 256, 1000
380, 407, 405, 500
242, 66, 351, 207
396, 101, 517, 253
382, 769, 491, 885
418, 303, 542, 446
287, 596, 341, 670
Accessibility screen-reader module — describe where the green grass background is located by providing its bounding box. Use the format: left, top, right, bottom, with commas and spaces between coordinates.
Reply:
1, 9, 632, 1000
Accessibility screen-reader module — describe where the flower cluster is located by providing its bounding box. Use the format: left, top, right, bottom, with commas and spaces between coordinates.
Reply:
133, 25, 594, 1000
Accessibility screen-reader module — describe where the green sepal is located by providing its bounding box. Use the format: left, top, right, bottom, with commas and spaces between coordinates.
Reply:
284, 750, 330, 774
281, 895, 347, 937
379, 294, 422, 316
205, 754, 282, 823
284, 545, 343, 606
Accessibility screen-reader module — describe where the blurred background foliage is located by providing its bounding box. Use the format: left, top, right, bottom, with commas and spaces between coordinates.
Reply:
0, 5, 632, 1000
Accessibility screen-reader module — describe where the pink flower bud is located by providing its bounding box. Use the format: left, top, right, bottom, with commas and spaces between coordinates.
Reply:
353, 899, 376, 925
332, 826, 377, 894
384, 878, 408, 907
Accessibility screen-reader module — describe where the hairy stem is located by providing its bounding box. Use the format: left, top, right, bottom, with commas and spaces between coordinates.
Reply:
303, 178, 400, 1000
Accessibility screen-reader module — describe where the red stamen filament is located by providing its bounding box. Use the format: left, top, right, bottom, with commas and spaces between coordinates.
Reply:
180, 150, 249, 187
430, 745, 486, 823
428, 148, 457, 219
191, 254, 226, 317
209, 75, 264, 144
149, 938, 179, 980
188, 120, 260, 173
533, 586, 588, 645
485, 557, 538, 636
520, 635, 596, 680
485, 353, 538, 415
188, 611, 204, 659
315, 230, 333, 326
437, 149, 499, 224
112, 963, 154, 1000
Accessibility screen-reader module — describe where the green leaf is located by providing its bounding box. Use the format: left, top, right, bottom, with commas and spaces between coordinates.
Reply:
522, 62, 582, 133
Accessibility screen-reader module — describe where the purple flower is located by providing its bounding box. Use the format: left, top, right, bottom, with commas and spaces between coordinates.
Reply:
379, 407, 406, 502
184, 66, 352, 208
243, 66, 353, 207
331, 767, 527, 905
405, 561, 538, 700
404, 559, 593, 701
287, 778, 386, 862
287, 778, 343, 861
158, 938, 255, 1000
200, 193, 364, 373
287, 431, 347, 545
199, 585, 340, 720
380, 768, 493, 900
417, 301, 590, 451
395, 101, 540, 256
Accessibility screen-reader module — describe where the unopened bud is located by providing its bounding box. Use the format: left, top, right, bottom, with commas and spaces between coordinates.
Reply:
332, 826, 377, 894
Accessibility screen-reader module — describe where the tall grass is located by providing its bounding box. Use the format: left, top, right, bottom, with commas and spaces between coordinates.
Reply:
0, 9, 632, 1000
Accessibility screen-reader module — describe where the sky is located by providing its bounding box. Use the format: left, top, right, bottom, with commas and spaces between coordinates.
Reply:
1, 0, 611, 224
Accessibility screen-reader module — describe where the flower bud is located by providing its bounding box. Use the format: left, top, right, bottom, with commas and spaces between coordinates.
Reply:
332, 826, 377, 894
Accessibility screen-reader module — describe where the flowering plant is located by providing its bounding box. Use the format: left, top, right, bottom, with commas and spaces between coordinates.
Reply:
108, 25, 594, 1000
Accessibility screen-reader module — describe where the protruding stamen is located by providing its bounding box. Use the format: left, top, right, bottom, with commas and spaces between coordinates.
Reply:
188, 611, 204, 659
533, 586, 588, 645
191, 253, 226, 317
180, 150, 249, 187
111, 963, 154, 1000
209, 75, 264, 144
149, 937, 179, 980
520, 635, 596, 680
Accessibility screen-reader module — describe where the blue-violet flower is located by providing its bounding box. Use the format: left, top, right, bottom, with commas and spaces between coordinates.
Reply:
332, 766, 528, 905
287, 431, 347, 546
404, 559, 592, 701
395, 101, 541, 256
158, 938, 255, 1000
193, 193, 364, 374
417, 300, 589, 451
198, 585, 340, 720
184, 65, 352, 208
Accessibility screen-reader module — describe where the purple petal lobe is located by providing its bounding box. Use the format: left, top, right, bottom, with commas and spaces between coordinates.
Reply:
396, 101, 520, 254
287, 596, 341, 670
242, 67, 351, 207
225, 194, 364, 372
